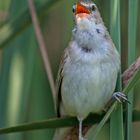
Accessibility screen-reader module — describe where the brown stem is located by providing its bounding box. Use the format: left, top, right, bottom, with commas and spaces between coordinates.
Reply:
123, 56, 140, 86
27, 0, 56, 105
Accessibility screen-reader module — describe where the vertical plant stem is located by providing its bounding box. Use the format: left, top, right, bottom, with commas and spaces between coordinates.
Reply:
110, 1, 124, 140
127, 0, 138, 140
27, 0, 56, 106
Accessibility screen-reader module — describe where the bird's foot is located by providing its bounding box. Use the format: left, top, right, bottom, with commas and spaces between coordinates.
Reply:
113, 92, 130, 104
104, 92, 130, 111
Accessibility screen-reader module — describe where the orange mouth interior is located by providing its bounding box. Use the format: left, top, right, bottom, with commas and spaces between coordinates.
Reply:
76, 3, 90, 15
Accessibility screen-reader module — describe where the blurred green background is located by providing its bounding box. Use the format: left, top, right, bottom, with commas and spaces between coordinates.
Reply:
0, 0, 140, 140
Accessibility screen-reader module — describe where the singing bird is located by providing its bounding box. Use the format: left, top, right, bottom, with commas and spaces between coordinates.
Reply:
54, 0, 127, 140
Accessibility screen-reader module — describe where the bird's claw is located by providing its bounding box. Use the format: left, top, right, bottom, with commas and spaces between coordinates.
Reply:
113, 92, 130, 104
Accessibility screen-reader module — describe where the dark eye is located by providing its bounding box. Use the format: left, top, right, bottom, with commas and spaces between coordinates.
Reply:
72, 5, 76, 13
91, 4, 96, 11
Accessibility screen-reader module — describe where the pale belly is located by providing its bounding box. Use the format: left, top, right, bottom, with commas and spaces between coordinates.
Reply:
61, 62, 117, 119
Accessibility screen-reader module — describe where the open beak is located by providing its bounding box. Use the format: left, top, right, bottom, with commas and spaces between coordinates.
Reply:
75, 3, 90, 15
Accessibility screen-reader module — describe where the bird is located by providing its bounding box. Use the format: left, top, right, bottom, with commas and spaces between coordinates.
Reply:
53, 0, 127, 140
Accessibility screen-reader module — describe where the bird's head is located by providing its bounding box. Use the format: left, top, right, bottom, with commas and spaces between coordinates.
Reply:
72, 1, 103, 28
72, 1, 107, 49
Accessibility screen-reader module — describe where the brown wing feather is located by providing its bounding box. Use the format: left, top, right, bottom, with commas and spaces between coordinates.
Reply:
56, 48, 69, 117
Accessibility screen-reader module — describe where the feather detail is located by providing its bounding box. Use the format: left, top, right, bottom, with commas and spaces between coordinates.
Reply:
55, 48, 69, 117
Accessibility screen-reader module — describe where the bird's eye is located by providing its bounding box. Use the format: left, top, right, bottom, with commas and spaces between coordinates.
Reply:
72, 5, 76, 13
91, 4, 96, 11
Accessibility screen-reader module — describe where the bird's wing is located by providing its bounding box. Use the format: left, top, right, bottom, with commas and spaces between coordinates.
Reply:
55, 48, 69, 117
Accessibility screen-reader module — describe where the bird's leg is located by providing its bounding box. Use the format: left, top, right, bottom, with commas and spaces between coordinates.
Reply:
78, 118, 86, 140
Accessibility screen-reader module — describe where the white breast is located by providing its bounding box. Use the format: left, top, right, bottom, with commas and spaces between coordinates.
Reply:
61, 41, 120, 119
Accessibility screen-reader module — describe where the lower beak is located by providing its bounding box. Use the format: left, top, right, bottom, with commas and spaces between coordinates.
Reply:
76, 13, 89, 19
